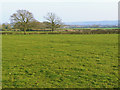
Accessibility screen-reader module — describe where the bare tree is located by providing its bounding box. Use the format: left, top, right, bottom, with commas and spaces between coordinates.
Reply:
10, 10, 35, 34
44, 12, 62, 31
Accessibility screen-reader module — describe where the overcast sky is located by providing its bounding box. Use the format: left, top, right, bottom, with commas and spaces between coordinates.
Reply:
0, 0, 119, 24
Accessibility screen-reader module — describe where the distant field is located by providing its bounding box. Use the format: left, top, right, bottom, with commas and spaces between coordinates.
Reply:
2, 34, 118, 88
62, 28, 118, 30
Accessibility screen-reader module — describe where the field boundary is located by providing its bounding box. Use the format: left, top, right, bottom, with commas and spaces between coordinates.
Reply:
0, 29, 119, 35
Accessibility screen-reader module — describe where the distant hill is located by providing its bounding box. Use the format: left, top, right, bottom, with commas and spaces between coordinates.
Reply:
64, 21, 118, 25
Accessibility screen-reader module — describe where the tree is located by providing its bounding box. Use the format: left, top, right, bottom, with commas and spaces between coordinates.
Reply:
0, 24, 2, 29
28, 20, 46, 30
43, 21, 51, 29
10, 10, 35, 34
44, 12, 62, 31
2, 23, 12, 31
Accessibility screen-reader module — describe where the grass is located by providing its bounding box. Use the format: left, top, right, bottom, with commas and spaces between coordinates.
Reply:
2, 34, 118, 88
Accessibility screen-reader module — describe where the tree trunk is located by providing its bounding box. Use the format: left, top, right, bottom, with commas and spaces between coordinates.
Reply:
24, 28, 26, 35
52, 27, 54, 32
52, 22, 54, 32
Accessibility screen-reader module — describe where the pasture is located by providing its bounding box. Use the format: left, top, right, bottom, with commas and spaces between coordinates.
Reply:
2, 34, 118, 88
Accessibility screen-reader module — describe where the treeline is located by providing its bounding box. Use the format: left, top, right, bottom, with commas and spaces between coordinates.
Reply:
1, 29, 119, 35
1, 21, 60, 31
1, 10, 63, 34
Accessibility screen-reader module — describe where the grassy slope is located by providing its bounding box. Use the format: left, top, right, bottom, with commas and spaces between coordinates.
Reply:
2, 34, 118, 88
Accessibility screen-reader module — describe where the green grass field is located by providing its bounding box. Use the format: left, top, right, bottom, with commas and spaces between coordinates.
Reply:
2, 34, 118, 88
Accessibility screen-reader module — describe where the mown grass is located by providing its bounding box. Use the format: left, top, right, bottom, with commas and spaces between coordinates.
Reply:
2, 34, 118, 88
